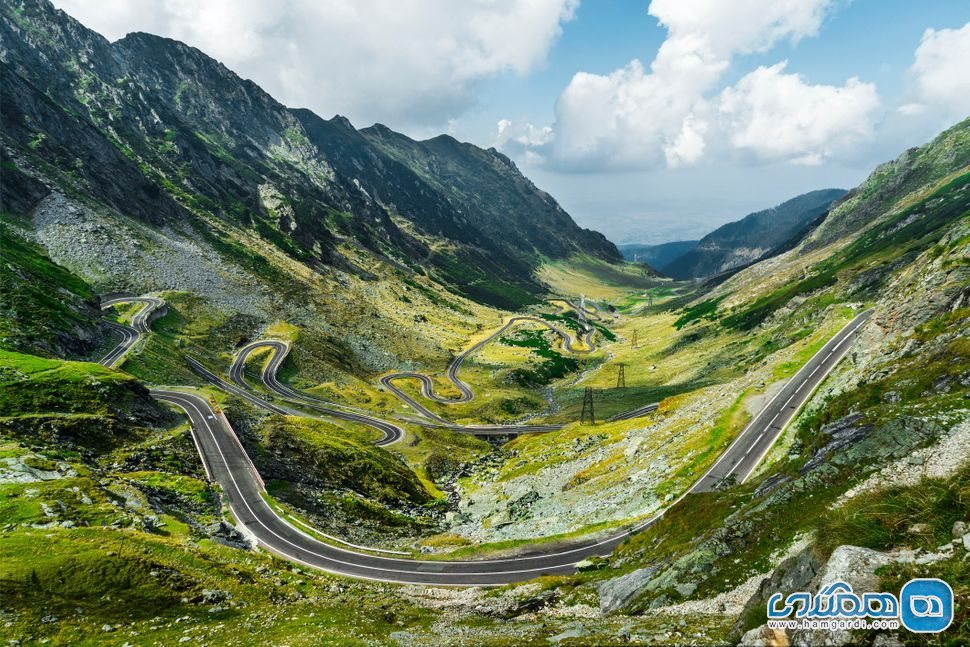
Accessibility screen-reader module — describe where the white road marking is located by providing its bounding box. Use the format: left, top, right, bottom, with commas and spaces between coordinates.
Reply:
153, 310, 873, 581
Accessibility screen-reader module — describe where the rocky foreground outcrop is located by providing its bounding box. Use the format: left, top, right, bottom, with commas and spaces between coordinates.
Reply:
741, 531, 970, 647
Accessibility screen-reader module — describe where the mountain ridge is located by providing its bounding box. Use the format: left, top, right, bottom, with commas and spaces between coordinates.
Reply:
663, 188, 847, 279
0, 0, 620, 308
1, 2, 969, 644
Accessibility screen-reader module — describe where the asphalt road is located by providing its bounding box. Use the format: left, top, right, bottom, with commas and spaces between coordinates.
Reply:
186, 355, 402, 446
230, 340, 405, 446
99, 322, 138, 367
150, 389, 664, 585
608, 402, 660, 422
381, 302, 598, 427
691, 309, 873, 492
100, 294, 870, 584
229, 340, 560, 436
102, 295, 165, 333
98, 296, 164, 367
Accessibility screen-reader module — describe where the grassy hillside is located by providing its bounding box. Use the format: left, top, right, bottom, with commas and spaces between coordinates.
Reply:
256, 416, 432, 506
0, 350, 166, 454
702, 169, 968, 332
0, 221, 105, 359
0, 3, 968, 644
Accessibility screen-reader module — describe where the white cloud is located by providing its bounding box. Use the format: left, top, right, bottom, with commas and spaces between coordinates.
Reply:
538, 0, 838, 168
499, 0, 884, 170
664, 114, 708, 167
719, 62, 879, 165
908, 22, 970, 119
53, 0, 578, 130
495, 118, 554, 149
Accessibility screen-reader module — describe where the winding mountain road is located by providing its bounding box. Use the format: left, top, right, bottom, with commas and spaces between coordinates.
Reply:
100, 295, 871, 584
380, 309, 597, 425
221, 340, 560, 436
550, 298, 603, 323
149, 389, 649, 585
230, 340, 407, 445
98, 296, 164, 367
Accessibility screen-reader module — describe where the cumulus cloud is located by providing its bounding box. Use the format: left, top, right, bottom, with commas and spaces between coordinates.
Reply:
720, 62, 879, 165
907, 22, 970, 119
53, 0, 578, 130
500, 0, 881, 170
495, 119, 554, 148
540, 0, 838, 168
664, 114, 708, 167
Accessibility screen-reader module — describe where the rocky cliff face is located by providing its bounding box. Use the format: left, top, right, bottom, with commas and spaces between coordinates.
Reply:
0, 0, 620, 309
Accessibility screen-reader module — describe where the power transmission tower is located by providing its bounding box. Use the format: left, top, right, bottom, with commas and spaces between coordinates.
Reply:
580, 387, 595, 425
616, 363, 626, 389
631, 330, 638, 349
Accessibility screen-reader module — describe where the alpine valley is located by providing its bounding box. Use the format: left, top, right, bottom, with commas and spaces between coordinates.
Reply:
0, 1, 968, 645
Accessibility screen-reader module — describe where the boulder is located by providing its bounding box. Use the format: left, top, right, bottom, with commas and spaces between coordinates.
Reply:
739, 625, 790, 647
730, 544, 822, 641
952, 520, 967, 540
597, 565, 661, 613
575, 558, 604, 572
201, 589, 231, 604
507, 588, 556, 617
790, 546, 895, 647
814, 545, 893, 595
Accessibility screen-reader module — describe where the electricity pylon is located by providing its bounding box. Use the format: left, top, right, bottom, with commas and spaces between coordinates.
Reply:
616, 363, 626, 389
580, 387, 595, 425
631, 330, 638, 349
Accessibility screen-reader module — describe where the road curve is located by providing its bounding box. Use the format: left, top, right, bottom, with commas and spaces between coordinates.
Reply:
98, 296, 164, 367
230, 340, 405, 446
608, 402, 660, 422
100, 294, 871, 584
187, 355, 405, 446
102, 295, 165, 334
549, 298, 603, 322
381, 311, 597, 422
151, 389, 663, 585
229, 340, 560, 436
691, 309, 873, 492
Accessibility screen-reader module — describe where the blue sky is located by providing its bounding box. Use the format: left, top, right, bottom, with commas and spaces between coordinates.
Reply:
56, 0, 970, 244
466, 0, 970, 242
474, 0, 962, 128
